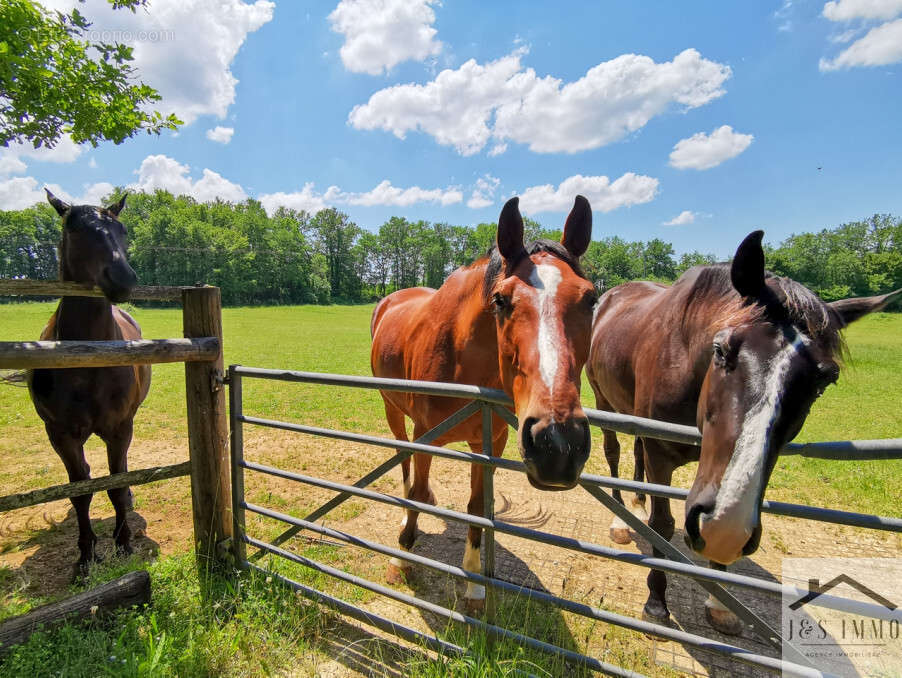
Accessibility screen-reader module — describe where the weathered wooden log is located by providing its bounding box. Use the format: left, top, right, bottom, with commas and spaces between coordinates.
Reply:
0, 279, 183, 301
182, 286, 232, 571
0, 338, 220, 370
0, 462, 191, 513
0, 570, 151, 653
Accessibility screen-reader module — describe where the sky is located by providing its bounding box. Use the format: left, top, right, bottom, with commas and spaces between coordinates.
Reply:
1, 0, 901, 257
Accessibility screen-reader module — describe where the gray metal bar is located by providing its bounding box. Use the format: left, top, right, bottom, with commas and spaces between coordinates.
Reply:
243, 502, 835, 678
234, 366, 902, 459
228, 366, 247, 566
246, 536, 649, 678
241, 459, 902, 622
580, 484, 813, 668
240, 415, 902, 533
577, 473, 902, 533
245, 563, 466, 659
232, 366, 513, 405
252, 400, 484, 559
481, 403, 497, 631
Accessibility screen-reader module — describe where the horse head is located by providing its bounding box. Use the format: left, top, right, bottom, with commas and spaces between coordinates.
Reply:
488, 196, 597, 490
46, 189, 136, 303
685, 230, 900, 564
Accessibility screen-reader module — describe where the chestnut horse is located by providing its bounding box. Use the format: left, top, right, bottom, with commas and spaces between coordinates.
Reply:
28, 190, 151, 577
587, 230, 900, 634
371, 196, 597, 610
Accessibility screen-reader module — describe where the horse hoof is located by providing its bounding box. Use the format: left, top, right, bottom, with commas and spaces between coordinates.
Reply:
641, 607, 673, 639
386, 562, 411, 585
706, 607, 744, 636
609, 527, 632, 544
116, 542, 134, 557
464, 596, 485, 615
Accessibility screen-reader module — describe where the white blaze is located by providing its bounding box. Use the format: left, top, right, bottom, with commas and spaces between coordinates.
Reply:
704, 329, 809, 534
530, 264, 563, 393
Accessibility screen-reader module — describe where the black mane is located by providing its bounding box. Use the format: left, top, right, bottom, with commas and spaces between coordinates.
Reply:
482, 239, 587, 301
681, 263, 844, 356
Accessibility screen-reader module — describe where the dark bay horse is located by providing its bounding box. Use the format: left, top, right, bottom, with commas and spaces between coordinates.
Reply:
587, 230, 900, 634
27, 189, 151, 576
371, 196, 597, 610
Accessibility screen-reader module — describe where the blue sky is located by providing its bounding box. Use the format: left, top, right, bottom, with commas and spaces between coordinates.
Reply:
2, 0, 901, 257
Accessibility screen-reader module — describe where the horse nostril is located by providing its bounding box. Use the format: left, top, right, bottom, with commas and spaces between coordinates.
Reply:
521, 417, 540, 453
684, 502, 712, 551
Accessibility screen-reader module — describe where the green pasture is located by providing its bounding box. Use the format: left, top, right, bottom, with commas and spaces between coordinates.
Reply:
0, 303, 900, 677
1, 302, 899, 514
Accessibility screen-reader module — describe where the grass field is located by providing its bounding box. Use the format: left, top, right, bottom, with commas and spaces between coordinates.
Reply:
0, 302, 900, 677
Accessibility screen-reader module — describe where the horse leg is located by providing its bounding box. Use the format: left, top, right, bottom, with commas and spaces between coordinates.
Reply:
383, 402, 413, 584
46, 425, 97, 577
704, 562, 745, 636
641, 446, 675, 625
603, 429, 631, 544
102, 421, 134, 556
629, 437, 649, 524
462, 431, 505, 614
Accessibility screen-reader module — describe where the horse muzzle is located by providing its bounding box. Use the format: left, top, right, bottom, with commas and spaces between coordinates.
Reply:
684, 495, 763, 565
100, 264, 138, 303
520, 416, 590, 490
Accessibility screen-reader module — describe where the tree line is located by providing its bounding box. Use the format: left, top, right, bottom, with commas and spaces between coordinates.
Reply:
1, 189, 900, 305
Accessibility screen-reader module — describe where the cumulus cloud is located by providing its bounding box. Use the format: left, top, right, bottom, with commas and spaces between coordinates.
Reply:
328, 0, 442, 74
259, 184, 330, 216
662, 210, 696, 226
40, 0, 274, 124
467, 175, 500, 209
131, 154, 247, 202
518, 173, 658, 215
669, 125, 754, 170
822, 0, 902, 21
206, 126, 235, 144
0, 155, 28, 177
339, 180, 462, 207
819, 18, 902, 69
349, 48, 731, 156
0, 176, 46, 211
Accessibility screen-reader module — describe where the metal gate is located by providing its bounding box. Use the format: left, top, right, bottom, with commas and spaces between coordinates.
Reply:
226, 365, 902, 678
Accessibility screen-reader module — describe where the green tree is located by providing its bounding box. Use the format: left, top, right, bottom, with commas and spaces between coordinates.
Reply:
0, 0, 181, 149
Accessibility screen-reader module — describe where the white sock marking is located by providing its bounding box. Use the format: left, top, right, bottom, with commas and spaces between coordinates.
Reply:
705, 593, 730, 612
705, 329, 809, 534
462, 540, 485, 600
530, 264, 563, 393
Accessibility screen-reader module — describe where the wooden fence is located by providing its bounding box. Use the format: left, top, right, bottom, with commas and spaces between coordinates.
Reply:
0, 280, 233, 570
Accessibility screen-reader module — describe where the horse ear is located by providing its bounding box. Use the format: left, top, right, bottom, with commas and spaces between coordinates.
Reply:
45, 188, 69, 217
561, 195, 592, 257
497, 196, 526, 262
731, 230, 766, 300
106, 192, 128, 217
828, 288, 902, 326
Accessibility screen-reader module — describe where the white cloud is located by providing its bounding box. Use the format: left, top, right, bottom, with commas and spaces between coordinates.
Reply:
669, 125, 754, 170
45, 182, 119, 206
0, 176, 46, 210
40, 0, 274, 124
259, 184, 331, 215
822, 0, 902, 21
340, 180, 462, 207
88, 157, 98, 169
349, 48, 731, 156
662, 210, 696, 226
130, 154, 247, 202
206, 126, 235, 144
0, 135, 84, 167
518, 173, 658, 215
328, 0, 442, 75
467, 174, 500, 209
819, 18, 902, 69
0, 155, 28, 177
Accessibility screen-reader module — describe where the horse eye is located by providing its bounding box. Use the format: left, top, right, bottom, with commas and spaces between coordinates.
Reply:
712, 342, 726, 363
492, 292, 510, 311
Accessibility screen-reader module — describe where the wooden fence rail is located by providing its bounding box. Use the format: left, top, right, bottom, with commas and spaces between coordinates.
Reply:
0, 338, 220, 369
0, 279, 183, 301
0, 462, 191, 513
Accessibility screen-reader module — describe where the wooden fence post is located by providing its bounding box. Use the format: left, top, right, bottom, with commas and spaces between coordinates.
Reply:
182, 286, 232, 574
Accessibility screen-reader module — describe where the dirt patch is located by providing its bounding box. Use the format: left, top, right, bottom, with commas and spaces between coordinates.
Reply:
1, 427, 900, 677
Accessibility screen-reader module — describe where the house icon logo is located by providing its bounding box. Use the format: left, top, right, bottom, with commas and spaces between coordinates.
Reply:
789, 574, 897, 611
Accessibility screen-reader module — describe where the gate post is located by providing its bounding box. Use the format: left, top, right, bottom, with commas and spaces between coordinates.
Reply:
182, 286, 232, 574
